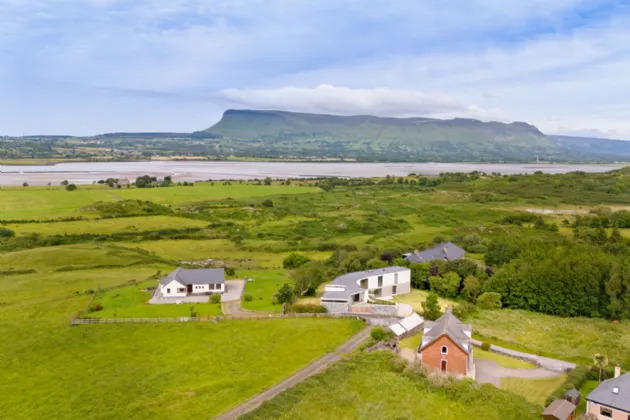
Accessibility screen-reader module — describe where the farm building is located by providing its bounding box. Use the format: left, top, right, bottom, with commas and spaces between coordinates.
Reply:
159, 268, 225, 298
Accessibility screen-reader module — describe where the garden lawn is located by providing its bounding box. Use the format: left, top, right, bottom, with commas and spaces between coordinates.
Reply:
242, 352, 541, 420
474, 348, 535, 369
89, 280, 223, 318
472, 309, 630, 368
394, 289, 456, 312
399, 332, 423, 349
5, 215, 208, 236
239, 269, 291, 312
501, 376, 567, 406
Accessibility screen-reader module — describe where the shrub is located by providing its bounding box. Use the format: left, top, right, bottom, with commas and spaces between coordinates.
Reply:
224, 267, 235, 276
283, 253, 311, 269
286, 304, 328, 313
210, 294, 221, 304
467, 244, 488, 254
65, 183, 78, 191
477, 292, 502, 310
0, 227, 15, 238
88, 304, 104, 313
453, 301, 478, 319
243, 294, 253, 302
481, 342, 491, 351
262, 199, 274, 207
275, 283, 294, 304
370, 326, 393, 341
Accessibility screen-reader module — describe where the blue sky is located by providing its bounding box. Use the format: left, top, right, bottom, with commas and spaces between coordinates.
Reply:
2, 0, 630, 138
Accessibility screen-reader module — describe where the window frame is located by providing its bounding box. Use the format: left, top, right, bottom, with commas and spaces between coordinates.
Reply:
600, 407, 613, 418
378, 276, 383, 287
441, 345, 448, 355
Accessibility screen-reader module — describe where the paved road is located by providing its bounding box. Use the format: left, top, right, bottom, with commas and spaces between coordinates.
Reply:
222, 280, 245, 302
213, 327, 372, 420
471, 339, 576, 373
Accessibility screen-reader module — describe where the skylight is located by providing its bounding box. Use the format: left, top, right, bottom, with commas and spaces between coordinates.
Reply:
613, 387, 619, 394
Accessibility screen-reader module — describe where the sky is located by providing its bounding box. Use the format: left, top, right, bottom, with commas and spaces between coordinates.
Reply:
2, 0, 630, 138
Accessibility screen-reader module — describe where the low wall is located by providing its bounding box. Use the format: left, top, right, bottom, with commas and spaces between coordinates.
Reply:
321, 302, 350, 313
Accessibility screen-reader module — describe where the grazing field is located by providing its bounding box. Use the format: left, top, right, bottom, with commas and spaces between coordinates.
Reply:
242, 352, 541, 420
474, 348, 536, 369
471, 310, 630, 367
4, 215, 209, 236
501, 376, 568, 406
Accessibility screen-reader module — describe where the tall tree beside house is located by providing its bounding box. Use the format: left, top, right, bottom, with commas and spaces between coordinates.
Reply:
462, 275, 482, 303
422, 292, 442, 321
593, 353, 609, 382
275, 283, 295, 305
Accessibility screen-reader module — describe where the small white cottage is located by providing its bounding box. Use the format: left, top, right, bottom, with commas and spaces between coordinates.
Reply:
159, 268, 225, 298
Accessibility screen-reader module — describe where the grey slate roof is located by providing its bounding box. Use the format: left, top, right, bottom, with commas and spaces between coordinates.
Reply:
586, 373, 630, 413
420, 311, 472, 354
160, 268, 225, 286
541, 399, 576, 419
320, 266, 409, 301
404, 242, 465, 263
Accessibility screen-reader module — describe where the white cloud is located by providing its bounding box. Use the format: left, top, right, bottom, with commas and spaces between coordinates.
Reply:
218, 85, 505, 120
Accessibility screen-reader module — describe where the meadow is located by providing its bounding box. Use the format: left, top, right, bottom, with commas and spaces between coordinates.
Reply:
242, 352, 541, 420
3, 172, 630, 418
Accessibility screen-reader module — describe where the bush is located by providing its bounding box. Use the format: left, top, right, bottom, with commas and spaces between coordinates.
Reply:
262, 199, 274, 207
481, 342, 491, 351
453, 301, 478, 319
224, 267, 235, 276
65, 184, 78, 191
467, 244, 488, 254
243, 294, 253, 302
283, 253, 311, 269
286, 304, 328, 313
210, 294, 221, 304
370, 326, 393, 341
88, 304, 103, 313
275, 283, 295, 304
477, 292, 502, 310
0, 227, 15, 238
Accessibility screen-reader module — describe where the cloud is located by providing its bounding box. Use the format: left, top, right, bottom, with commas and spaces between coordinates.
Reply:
218, 85, 505, 120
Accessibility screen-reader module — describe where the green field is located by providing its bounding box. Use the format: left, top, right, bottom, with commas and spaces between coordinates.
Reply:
5, 215, 209, 236
394, 289, 457, 312
239, 269, 291, 312
501, 376, 568, 406
471, 310, 630, 367
243, 352, 541, 420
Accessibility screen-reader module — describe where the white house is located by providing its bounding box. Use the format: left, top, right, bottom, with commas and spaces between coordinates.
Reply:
159, 268, 225, 298
320, 266, 411, 304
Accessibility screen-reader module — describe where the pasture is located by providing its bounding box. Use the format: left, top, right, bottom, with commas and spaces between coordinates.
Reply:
501, 376, 568, 406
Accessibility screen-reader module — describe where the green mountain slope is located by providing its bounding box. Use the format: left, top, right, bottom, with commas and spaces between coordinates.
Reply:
202, 109, 564, 161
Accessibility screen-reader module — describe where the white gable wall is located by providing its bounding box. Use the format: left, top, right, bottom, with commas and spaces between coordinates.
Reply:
161, 279, 188, 297
359, 269, 411, 300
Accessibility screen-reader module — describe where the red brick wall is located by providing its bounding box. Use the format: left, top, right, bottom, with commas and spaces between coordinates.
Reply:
421, 335, 468, 376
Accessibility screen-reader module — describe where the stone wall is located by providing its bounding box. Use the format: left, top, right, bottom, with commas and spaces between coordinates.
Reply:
321, 302, 350, 313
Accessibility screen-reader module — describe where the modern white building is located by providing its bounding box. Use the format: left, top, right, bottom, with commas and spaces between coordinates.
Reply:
159, 268, 225, 298
320, 266, 411, 305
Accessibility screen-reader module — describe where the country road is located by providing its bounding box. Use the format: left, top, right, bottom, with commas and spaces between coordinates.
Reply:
213, 327, 372, 420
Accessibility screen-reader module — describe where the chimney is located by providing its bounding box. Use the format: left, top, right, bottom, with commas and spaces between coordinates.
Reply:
615, 365, 621, 378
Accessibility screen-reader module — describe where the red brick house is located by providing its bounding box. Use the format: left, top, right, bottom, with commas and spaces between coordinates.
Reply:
418, 309, 475, 379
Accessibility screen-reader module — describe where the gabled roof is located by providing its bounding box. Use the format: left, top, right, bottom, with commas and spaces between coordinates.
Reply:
542, 399, 576, 419
321, 266, 409, 301
160, 268, 225, 286
419, 311, 471, 354
404, 242, 465, 263
586, 373, 630, 413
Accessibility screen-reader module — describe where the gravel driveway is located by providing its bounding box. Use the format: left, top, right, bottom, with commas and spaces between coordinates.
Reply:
474, 359, 565, 387
221, 279, 245, 302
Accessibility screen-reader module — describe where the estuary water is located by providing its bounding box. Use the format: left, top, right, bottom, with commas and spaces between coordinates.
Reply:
0, 161, 624, 185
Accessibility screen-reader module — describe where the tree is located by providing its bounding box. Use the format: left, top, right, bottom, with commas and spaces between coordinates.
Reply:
262, 199, 273, 207
0, 227, 15, 238
65, 183, 77, 191
275, 283, 295, 304
60, 180, 69, 186
422, 292, 442, 321
163, 175, 173, 186
135, 175, 153, 188
477, 292, 503, 310
283, 253, 311, 269
22, 182, 28, 187
429, 272, 461, 298
593, 353, 609, 382
610, 228, 623, 244
263, 177, 272, 186
462, 275, 482, 302
291, 262, 326, 296
410, 263, 430, 289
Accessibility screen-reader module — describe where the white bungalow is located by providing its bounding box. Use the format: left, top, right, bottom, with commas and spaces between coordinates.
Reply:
159, 268, 225, 298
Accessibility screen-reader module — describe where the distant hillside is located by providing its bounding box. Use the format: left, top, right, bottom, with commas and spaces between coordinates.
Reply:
549, 135, 630, 158
201, 109, 625, 162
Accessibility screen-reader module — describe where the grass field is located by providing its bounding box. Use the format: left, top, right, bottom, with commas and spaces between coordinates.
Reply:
239, 269, 291, 312
243, 352, 541, 420
394, 289, 457, 312
474, 348, 536, 369
4, 215, 209, 236
399, 331, 423, 349
89, 280, 223, 318
471, 310, 630, 367
501, 376, 568, 406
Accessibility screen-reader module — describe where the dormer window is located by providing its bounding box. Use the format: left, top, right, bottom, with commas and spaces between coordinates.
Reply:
441, 346, 448, 355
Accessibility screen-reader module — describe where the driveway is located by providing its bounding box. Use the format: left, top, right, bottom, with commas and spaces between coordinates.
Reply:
221, 279, 245, 302
474, 359, 565, 387
148, 294, 209, 304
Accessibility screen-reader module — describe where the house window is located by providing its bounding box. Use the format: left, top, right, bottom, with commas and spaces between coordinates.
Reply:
177, 288, 186, 293
360, 279, 368, 289
392, 285, 397, 295
394, 273, 398, 285
441, 346, 448, 355
600, 407, 613, 418
210, 284, 215, 290
167, 288, 170, 294
378, 276, 383, 287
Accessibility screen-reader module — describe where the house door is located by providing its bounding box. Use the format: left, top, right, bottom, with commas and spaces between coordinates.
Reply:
187, 285, 193, 294
441, 360, 447, 373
